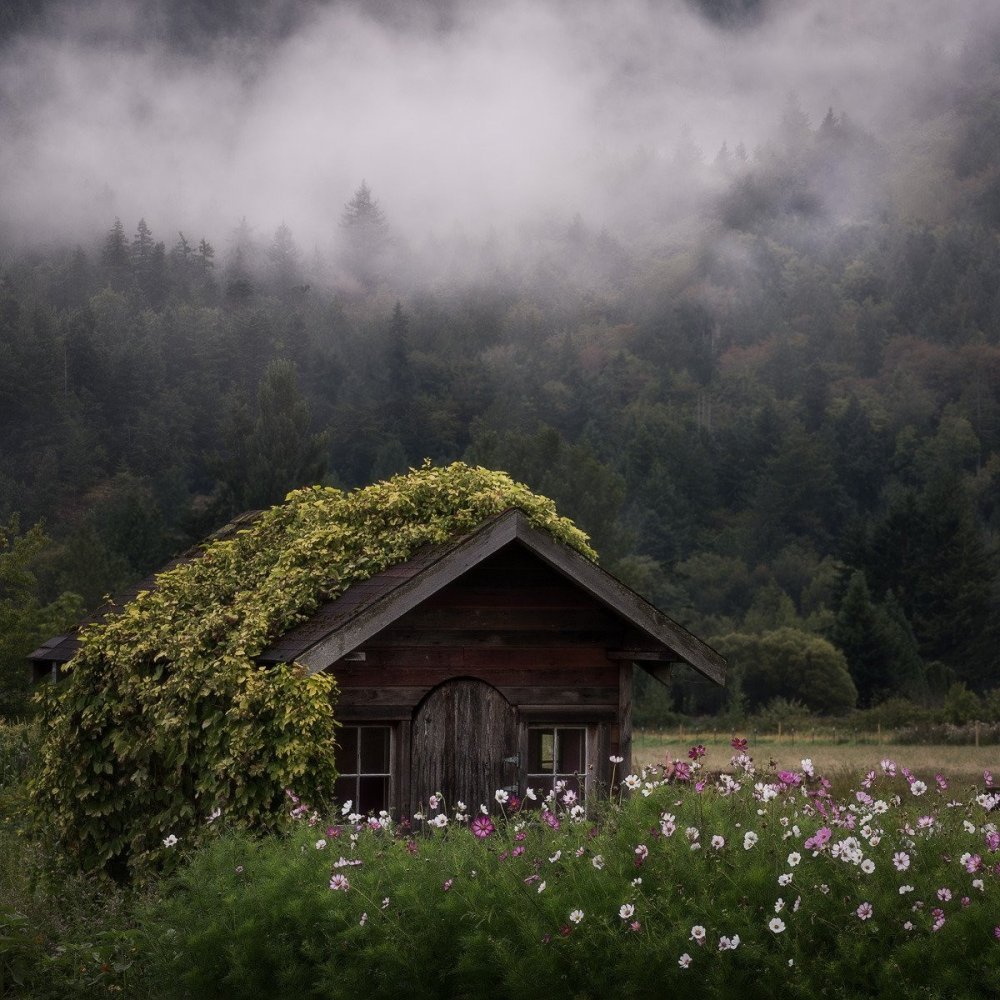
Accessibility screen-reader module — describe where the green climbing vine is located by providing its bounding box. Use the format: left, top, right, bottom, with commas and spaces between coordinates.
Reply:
30, 462, 594, 876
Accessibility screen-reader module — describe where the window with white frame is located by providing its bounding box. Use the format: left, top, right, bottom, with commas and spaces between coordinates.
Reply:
527, 727, 587, 799
334, 725, 392, 814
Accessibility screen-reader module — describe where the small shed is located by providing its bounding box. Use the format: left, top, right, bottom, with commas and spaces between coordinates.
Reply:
30, 508, 724, 817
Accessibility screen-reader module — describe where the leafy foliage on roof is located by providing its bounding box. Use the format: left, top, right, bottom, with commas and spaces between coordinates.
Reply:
31, 462, 594, 876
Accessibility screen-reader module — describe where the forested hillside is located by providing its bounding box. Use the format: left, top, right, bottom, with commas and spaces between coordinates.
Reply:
1, 0, 998, 722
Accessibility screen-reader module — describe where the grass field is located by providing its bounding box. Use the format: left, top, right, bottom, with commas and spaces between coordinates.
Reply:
633, 730, 1000, 789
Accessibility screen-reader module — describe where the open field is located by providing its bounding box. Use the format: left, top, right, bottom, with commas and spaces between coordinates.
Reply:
633, 730, 1000, 788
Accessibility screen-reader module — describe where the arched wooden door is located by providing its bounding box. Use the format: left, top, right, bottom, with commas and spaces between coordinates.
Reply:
411, 679, 518, 814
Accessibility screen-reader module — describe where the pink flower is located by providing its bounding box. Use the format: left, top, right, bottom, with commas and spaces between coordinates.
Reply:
893, 852, 910, 871
986, 832, 1000, 853
329, 874, 349, 892
937, 888, 952, 902
542, 810, 560, 830
442, 878, 453, 892
804, 827, 832, 851
856, 902, 873, 921
470, 815, 494, 839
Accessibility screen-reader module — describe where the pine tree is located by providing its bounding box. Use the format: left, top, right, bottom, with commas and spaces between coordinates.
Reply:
339, 181, 389, 291
101, 218, 131, 290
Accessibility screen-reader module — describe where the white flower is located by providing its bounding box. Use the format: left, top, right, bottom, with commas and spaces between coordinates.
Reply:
973, 879, 985, 891
494, 789, 509, 804
778, 873, 793, 886
206, 807, 222, 824
549, 850, 562, 863
899, 884, 914, 894
428, 794, 441, 810
690, 925, 706, 944
964, 820, 976, 834
524, 787, 537, 801
341, 800, 353, 816
743, 831, 759, 850
429, 813, 448, 828
162, 834, 178, 848
610, 755, 624, 764
774, 897, 785, 912
769, 917, 786, 934
315, 839, 327, 850
631, 877, 643, 887
678, 953, 692, 968
624, 774, 641, 790
537, 881, 546, 893
801, 758, 814, 777
718, 934, 740, 951
711, 835, 726, 850
787, 851, 801, 867
861, 859, 875, 875
619, 903, 636, 919
910, 780, 927, 796
592, 854, 605, 870
569, 909, 585, 924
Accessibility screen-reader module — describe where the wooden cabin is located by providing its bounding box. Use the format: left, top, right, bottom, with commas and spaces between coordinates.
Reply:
30, 508, 724, 818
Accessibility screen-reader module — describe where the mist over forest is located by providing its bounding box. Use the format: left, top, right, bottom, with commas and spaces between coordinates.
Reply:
1, 0, 999, 723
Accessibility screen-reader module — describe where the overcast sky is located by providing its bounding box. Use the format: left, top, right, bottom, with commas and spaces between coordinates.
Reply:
0, 0, 994, 248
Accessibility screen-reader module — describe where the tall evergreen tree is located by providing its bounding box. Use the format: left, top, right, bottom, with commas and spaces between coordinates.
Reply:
339, 181, 389, 291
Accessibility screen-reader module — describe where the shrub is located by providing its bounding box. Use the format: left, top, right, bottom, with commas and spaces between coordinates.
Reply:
31, 463, 593, 877
713, 628, 858, 714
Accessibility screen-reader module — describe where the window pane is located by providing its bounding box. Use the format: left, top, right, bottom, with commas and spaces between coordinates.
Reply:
358, 775, 389, 814
335, 776, 357, 806
557, 729, 585, 774
360, 726, 390, 774
526, 775, 554, 799
335, 727, 359, 775
529, 729, 555, 772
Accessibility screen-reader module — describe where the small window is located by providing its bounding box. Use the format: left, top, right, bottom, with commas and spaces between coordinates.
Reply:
334, 725, 392, 814
527, 727, 587, 799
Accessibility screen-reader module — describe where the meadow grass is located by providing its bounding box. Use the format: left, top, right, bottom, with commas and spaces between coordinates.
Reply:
635, 731, 1000, 788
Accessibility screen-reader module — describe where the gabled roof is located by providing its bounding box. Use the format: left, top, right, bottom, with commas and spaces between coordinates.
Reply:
258, 509, 726, 685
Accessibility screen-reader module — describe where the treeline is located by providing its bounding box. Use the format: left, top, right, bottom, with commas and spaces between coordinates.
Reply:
2, 45, 1000, 721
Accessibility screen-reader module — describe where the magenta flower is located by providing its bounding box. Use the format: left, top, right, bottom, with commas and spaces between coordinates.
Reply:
470, 815, 495, 839
674, 761, 692, 782
986, 831, 1000, 853
731, 737, 748, 753
688, 744, 707, 761
542, 810, 560, 830
778, 770, 801, 787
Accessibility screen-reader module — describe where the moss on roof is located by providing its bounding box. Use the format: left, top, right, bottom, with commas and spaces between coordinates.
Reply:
31, 462, 594, 874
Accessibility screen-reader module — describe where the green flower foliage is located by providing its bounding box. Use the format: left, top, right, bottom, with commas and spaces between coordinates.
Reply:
30, 462, 593, 877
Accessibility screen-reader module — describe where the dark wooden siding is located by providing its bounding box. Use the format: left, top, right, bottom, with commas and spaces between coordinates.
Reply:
334, 547, 625, 719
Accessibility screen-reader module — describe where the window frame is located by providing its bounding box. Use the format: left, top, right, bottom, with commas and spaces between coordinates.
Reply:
334, 723, 394, 815
525, 724, 589, 800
